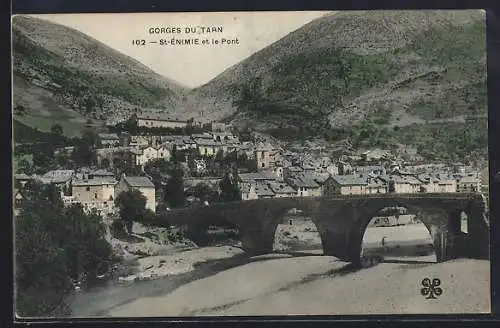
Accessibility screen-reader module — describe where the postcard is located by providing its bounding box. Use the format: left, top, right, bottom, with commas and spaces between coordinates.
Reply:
12, 10, 490, 318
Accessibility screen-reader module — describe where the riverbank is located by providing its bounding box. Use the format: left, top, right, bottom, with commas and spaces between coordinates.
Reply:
107, 256, 490, 316
65, 220, 449, 317
109, 221, 433, 283
103, 222, 245, 283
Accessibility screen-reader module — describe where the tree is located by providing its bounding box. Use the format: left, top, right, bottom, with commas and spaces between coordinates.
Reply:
15, 182, 112, 317
219, 171, 241, 202
71, 129, 100, 167
32, 142, 56, 173
16, 157, 34, 175
114, 189, 154, 233
144, 158, 174, 175
49, 123, 67, 149
50, 124, 64, 138
14, 104, 27, 116
215, 149, 224, 162
190, 183, 219, 204
237, 152, 248, 167
171, 149, 186, 163
164, 166, 185, 208
224, 151, 238, 164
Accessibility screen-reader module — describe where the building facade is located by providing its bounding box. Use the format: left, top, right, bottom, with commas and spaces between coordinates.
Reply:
135, 113, 188, 129
255, 143, 276, 170
115, 175, 156, 212
456, 176, 482, 193
323, 175, 368, 196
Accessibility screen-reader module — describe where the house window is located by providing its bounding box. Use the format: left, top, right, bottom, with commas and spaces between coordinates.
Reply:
95, 193, 98, 199
86, 187, 90, 191
261, 151, 265, 159
262, 163, 265, 168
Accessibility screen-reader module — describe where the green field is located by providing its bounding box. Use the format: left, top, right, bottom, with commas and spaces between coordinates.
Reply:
14, 115, 91, 138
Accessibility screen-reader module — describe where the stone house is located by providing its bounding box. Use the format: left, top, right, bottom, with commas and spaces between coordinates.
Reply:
417, 174, 441, 192
71, 176, 117, 203
129, 136, 150, 147
365, 177, 387, 194
115, 174, 156, 212
324, 175, 368, 196
37, 170, 74, 196
312, 172, 331, 195
417, 173, 456, 193
210, 122, 230, 132
98, 133, 120, 148
135, 146, 158, 167
437, 178, 457, 193
239, 171, 278, 184
355, 165, 386, 176
378, 174, 422, 193
254, 181, 276, 199
273, 159, 292, 181
135, 112, 188, 129
195, 138, 219, 157
268, 181, 296, 198
184, 138, 198, 150
337, 161, 353, 175
156, 145, 172, 161
325, 164, 339, 176
287, 172, 322, 197
92, 169, 115, 178
240, 182, 258, 201
255, 142, 276, 170
69, 176, 117, 215
283, 166, 303, 181
360, 149, 390, 163
456, 175, 482, 193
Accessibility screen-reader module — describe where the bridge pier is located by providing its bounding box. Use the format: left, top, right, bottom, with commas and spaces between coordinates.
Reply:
165, 193, 490, 264
466, 211, 490, 260
241, 229, 274, 256
185, 224, 210, 246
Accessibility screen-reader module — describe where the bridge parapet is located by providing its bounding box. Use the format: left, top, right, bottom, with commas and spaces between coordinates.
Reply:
153, 192, 489, 263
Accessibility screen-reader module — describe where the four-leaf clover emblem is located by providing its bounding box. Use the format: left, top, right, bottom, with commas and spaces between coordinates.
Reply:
421, 277, 443, 299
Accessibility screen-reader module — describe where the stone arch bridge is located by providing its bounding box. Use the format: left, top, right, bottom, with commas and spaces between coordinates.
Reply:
153, 193, 489, 265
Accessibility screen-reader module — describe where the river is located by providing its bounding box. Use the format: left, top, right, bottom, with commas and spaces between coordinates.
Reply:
65, 222, 437, 317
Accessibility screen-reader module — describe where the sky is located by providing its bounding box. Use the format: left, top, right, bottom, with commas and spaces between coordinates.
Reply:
31, 11, 331, 88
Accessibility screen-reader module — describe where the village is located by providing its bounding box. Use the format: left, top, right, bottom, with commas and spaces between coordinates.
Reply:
14, 110, 485, 220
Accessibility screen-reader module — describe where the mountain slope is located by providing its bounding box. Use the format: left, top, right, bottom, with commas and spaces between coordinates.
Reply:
12, 15, 188, 136
185, 10, 487, 159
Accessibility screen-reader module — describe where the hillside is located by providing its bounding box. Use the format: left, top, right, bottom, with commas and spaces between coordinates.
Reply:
185, 10, 487, 161
12, 15, 188, 137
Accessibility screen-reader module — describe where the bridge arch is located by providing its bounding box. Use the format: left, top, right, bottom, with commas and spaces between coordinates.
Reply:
348, 206, 444, 265
343, 196, 489, 265
270, 208, 326, 254
161, 193, 489, 264
184, 209, 241, 247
